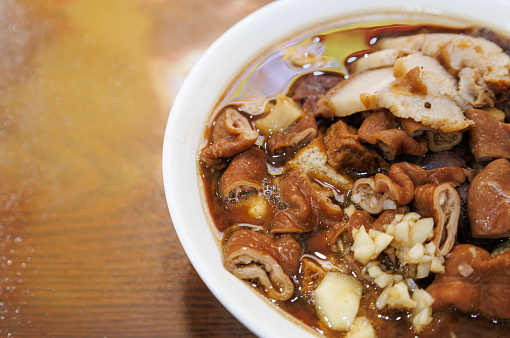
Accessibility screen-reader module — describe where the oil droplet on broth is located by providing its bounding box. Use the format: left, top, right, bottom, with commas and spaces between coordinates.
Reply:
214, 14, 472, 117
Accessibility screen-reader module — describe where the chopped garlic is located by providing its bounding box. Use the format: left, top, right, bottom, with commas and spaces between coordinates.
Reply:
344, 204, 358, 218
367, 265, 384, 279
430, 256, 445, 273
407, 243, 425, 263
313, 272, 362, 331
394, 220, 411, 244
410, 218, 434, 246
412, 289, 434, 332
374, 273, 394, 288
345, 316, 376, 338
458, 263, 474, 277
352, 227, 376, 265
376, 281, 417, 310
416, 262, 431, 279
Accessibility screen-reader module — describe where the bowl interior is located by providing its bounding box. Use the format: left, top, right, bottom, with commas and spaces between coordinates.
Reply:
162, 0, 510, 336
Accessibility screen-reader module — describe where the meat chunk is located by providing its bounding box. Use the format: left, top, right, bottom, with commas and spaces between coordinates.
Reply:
267, 110, 318, 154
413, 183, 460, 257
413, 147, 469, 170
224, 229, 301, 301
468, 158, 510, 238
271, 169, 344, 234
324, 119, 389, 173
200, 108, 259, 168
358, 109, 428, 160
291, 73, 343, 116
465, 108, 510, 163
427, 244, 510, 319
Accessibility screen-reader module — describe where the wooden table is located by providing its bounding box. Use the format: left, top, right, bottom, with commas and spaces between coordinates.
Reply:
0, 0, 271, 335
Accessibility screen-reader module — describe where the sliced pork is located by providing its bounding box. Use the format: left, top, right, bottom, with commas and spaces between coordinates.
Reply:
377, 33, 510, 94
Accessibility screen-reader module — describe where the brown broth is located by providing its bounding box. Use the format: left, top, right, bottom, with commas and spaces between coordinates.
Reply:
199, 13, 510, 338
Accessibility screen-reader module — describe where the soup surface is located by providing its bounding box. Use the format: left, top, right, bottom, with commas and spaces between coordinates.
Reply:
199, 13, 510, 337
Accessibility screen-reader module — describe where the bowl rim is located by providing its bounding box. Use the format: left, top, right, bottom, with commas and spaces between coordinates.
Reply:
162, 0, 510, 336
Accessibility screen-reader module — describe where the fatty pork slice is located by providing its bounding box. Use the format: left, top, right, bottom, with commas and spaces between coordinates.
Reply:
350, 48, 413, 73
426, 244, 510, 319
224, 229, 301, 301
377, 53, 474, 132
317, 54, 473, 132
468, 158, 510, 239
377, 33, 510, 94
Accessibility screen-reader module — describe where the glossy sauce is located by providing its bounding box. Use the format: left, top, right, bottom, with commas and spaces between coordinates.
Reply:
201, 14, 510, 337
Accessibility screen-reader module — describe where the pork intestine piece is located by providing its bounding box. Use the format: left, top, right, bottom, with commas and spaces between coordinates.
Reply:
426, 244, 510, 319
351, 162, 427, 214
267, 110, 318, 155
425, 167, 467, 186
200, 108, 258, 168
223, 229, 301, 301
465, 108, 510, 164
468, 158, 510, 239
413, 183, 460, 257
220, 147, 266, 198
271, 169, 344, 234
358, 109, 428, 161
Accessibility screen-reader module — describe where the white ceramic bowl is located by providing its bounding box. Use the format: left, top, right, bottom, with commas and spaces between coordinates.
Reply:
162, 0, 510, 336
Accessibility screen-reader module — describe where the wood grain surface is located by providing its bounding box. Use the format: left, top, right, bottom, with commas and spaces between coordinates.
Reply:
0, 0, 272, 336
